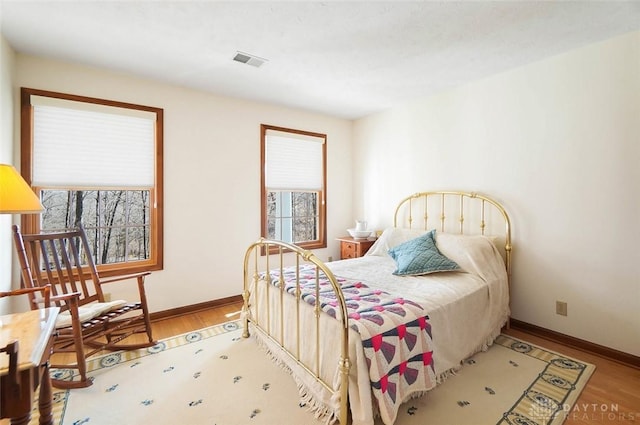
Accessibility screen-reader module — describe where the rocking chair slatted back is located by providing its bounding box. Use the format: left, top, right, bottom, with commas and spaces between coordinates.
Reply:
21, 229, 103, 312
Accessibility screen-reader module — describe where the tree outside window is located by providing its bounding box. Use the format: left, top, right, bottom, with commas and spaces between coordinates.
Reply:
41, 189, 151, 266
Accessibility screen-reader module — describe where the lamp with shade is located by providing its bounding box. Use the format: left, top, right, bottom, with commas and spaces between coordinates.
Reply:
0, 164, 43, 214
0, 164, 43, 317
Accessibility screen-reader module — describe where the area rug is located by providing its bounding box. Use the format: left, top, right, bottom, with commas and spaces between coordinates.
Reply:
22, 321, 594, 425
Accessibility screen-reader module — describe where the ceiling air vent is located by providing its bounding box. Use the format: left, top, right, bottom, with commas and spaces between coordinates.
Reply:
233, 51, 267, 68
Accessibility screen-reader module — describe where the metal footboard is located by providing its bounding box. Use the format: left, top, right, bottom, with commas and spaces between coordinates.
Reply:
242, 238, 350, 424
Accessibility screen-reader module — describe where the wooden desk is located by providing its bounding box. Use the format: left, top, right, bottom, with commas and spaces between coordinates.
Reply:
1, 307, 59, 425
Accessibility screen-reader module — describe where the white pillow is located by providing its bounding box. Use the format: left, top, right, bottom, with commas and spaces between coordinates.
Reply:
435, 232, 504, 275
365, 227, 429, 257
366, 228, 504, 271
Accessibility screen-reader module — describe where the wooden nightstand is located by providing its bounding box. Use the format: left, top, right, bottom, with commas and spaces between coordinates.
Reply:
337, 236, 375, 260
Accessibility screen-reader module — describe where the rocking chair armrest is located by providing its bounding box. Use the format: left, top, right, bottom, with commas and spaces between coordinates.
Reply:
0, 285, 50, 298
50, 292, 82, 303
98, 271, 152, 286
0, 285, 52, 308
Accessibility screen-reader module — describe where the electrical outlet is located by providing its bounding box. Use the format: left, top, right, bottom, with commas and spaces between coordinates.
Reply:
556, 301, 567, 316
104, 292, 112, 302
328, 256, 333, 262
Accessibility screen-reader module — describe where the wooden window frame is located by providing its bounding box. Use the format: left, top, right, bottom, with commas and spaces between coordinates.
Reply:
20, 87, 164, 276
261, 124, 327, 253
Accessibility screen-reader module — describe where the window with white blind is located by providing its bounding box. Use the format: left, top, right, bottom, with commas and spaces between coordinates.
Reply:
261, 124, 326, 250
20, 88, 164, 275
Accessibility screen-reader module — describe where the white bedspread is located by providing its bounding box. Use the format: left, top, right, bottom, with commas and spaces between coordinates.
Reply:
328, 232, 510, 378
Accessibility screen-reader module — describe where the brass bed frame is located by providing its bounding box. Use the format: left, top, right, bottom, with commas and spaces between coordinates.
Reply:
242, 191, 512, 425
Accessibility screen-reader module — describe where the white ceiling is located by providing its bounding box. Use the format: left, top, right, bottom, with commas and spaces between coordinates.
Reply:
1, 1, 639, 120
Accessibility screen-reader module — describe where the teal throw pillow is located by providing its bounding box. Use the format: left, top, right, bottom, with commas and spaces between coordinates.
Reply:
388, 230, 461, 276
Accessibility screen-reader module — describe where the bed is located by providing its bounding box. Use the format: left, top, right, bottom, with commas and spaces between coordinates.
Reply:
242, 191, 512, 425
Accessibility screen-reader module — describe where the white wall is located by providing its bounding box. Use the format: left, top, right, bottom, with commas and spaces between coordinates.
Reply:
353, 31, 640, 356
0, 35, 15, 311
9, 54, 353, 313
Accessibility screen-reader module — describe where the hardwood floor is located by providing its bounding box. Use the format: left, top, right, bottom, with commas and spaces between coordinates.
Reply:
56, 301, 640, 424
146, 302, 243, 341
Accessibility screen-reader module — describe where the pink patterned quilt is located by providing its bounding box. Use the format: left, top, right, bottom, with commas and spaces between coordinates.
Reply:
269, 265, 436, 425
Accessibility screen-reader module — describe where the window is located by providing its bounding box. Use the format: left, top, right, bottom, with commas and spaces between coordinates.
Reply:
20, 88, 163, 275
261, 124, 326, 251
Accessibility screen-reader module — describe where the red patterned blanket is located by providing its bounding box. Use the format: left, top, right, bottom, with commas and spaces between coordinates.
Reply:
269, 265, 436, 425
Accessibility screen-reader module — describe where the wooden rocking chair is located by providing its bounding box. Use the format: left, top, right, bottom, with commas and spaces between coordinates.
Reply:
12, 225, 156, 389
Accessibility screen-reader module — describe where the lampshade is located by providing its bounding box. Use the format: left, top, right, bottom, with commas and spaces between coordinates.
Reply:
0, 164, 44, 214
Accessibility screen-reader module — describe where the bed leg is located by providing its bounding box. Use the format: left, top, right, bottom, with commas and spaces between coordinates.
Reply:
242, 317, 250, 338
242, 289, 250, 338
339, 357, 350, 424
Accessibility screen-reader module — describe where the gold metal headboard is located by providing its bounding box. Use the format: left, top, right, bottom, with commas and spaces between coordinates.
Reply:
393, 191, 512, 287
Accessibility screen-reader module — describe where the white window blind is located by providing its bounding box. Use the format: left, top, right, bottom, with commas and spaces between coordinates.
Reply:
32, 96, 156, 188
265, 130, 324, 191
